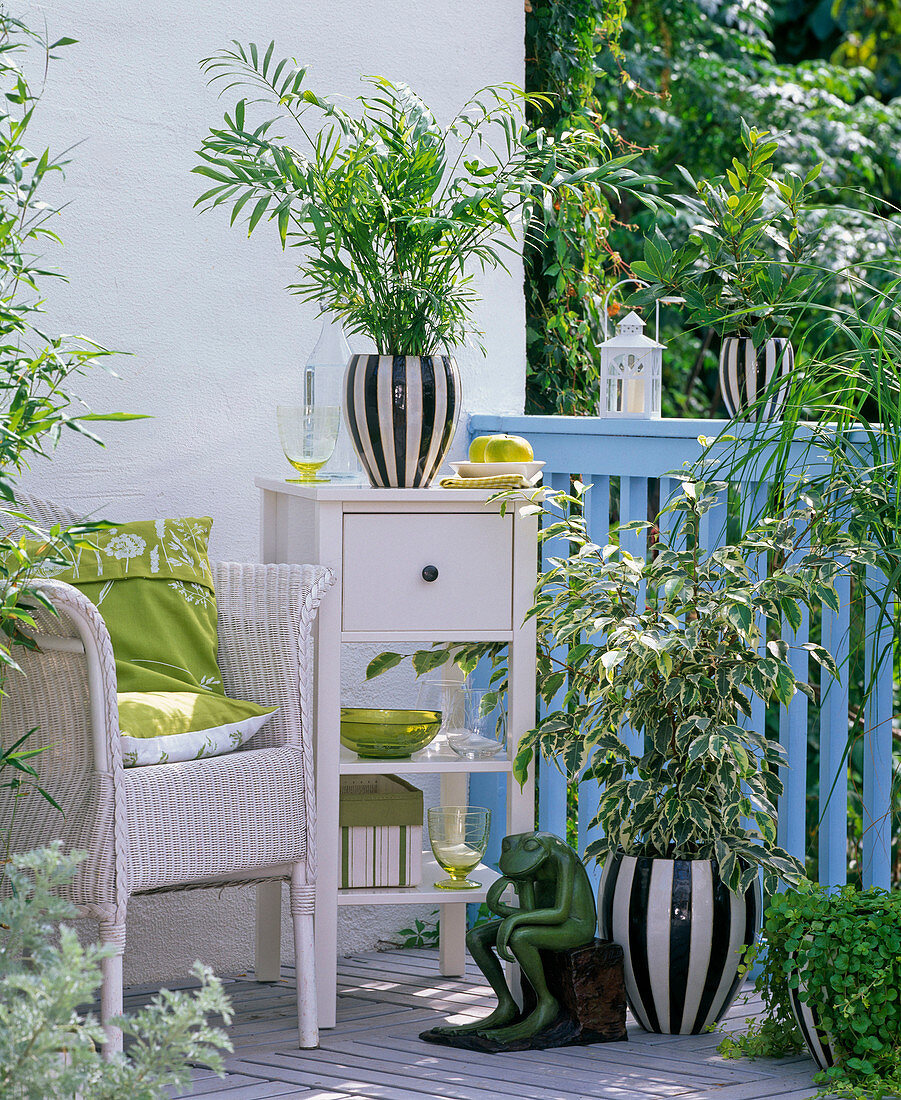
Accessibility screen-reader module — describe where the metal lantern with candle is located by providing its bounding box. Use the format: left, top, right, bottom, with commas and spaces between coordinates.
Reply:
598, 279, 683, 419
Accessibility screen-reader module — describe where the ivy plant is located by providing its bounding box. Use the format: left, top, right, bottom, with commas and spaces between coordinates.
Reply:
720, 882, 901, 1099
524, 0, 632, 414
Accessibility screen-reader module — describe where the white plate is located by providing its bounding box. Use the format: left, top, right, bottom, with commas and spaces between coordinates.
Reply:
449, 460, 545, 483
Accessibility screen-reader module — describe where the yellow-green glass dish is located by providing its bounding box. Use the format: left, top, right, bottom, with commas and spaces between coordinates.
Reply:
339, 708, 441, 759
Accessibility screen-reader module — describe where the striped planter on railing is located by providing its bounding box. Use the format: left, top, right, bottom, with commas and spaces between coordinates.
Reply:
719, 336, 794, 422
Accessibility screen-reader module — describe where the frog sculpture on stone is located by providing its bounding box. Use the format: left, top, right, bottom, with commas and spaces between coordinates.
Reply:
421, 831, 625, 1052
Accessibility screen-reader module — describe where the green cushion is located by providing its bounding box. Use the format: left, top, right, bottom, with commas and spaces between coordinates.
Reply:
43, 517, 223, 695
118, 691, 275, 767
36, 517, 275, 766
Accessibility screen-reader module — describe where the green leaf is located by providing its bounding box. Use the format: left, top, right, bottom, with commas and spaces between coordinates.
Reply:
365, 652, 404, 679
247, 194, 272, 234
411, 648, 452, 676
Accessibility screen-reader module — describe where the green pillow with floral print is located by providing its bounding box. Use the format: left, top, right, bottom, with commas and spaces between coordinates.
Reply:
43, 516, 226, 695
36, 517, 276, 766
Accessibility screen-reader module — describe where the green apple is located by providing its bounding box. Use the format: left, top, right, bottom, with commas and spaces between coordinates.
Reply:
468, 435, 493, 463
484, 434, 534, 462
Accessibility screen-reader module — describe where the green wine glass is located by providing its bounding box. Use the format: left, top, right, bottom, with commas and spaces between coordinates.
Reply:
277, 404, 339, 483
427, 806, 491, 890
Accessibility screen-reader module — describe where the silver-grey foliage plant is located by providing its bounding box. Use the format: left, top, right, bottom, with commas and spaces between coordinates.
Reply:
0, 846, 232, 1099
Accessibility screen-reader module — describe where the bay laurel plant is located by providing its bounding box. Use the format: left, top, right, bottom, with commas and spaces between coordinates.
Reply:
629, 122, 822, 345
193, 42, 664, 355
512, 479, 874, 894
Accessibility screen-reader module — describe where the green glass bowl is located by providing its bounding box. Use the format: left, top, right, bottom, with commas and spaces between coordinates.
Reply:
340, 708, 441, 758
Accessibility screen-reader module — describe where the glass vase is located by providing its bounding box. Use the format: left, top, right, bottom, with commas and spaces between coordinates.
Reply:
304, 311, 363, 481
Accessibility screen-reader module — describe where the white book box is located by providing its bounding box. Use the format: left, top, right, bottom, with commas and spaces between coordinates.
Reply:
339, 774, 423, 888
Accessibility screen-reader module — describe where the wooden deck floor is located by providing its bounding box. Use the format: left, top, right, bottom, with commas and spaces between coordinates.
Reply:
138, 948, 825, 1100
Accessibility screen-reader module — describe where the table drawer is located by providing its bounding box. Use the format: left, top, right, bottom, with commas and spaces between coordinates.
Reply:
342, 512, 513, 633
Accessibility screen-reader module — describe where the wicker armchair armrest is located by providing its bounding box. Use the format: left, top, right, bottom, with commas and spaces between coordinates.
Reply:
1, 579, 128, 920
212, 561, 334, 752
27, 579, 123, 775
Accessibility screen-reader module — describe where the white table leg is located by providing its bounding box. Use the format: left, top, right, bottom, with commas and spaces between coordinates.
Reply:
314, 504, 343, 1029
254, 881, 282, 980
439, 902, 467, 976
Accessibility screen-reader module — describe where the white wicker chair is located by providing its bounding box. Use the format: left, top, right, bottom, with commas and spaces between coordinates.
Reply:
0, 495, 334, 1051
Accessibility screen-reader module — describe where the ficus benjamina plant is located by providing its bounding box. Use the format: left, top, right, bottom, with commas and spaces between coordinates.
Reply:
370, 478, 875, 895
719, 883, 901, 1100
512, 479, 876, 893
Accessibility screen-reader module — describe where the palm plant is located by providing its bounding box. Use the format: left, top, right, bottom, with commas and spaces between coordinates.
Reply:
194, 43, 662, 354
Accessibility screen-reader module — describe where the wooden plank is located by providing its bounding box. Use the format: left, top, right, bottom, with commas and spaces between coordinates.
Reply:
319, 1036, 670, 1099
172, 1074, 263, 1095
676, 1067, 819, 1099
349, 1033, 762, 1089
337, 958, 491, 989
127, 950, 821, 1100
227, 1049, 685, 1100
196, 1082, 312, 1099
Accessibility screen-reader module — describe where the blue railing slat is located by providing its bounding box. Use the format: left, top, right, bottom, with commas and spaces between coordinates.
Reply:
863, 567, 893, 889
779, 603, 810, 863
819, 571, 851, 887
579, 474, 610, 888
538, 470, 571, 834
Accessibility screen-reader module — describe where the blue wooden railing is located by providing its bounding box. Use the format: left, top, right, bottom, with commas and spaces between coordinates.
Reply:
468, 415, 897, 893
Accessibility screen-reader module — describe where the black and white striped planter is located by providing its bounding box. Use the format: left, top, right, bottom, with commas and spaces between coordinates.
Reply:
343, 353, 460, 488
719, 336, 794, 421
788, 969, 838, 1070
598, 853, 761, 1034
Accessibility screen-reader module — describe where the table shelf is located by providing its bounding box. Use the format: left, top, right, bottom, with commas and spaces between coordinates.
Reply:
337, 855, 500, 906
339, 743, 512, 775
258, 480, 537, 1028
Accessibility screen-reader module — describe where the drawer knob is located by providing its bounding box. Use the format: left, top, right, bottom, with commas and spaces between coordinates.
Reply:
421, 565, 439, 583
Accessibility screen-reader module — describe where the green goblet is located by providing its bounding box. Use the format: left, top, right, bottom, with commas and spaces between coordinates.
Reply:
427, 806, 491, 890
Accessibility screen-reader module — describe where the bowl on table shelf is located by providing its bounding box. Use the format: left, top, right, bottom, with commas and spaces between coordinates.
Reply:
339, 708, 442, 759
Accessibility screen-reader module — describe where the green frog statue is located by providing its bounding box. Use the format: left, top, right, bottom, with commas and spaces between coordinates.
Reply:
421, 831, 606, 1051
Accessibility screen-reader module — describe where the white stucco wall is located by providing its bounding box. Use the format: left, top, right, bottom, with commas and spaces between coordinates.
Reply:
18, 0, 525, 983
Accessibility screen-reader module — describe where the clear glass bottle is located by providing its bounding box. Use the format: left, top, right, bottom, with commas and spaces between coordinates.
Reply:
305, 311, 363, 481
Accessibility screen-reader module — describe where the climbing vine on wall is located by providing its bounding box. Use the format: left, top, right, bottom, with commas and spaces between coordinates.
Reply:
524, 0, 630, 414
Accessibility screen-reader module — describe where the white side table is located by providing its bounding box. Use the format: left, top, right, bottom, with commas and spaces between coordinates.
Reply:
254, 481, 537, 1028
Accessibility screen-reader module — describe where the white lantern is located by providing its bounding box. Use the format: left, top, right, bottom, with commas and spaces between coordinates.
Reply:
598, 309, 663, 419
